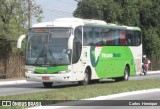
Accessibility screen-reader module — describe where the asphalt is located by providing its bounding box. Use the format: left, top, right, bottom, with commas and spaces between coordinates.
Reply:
0, 71, 159, 86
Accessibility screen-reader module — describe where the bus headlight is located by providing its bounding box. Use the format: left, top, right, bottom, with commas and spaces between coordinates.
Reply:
58, 70, 71, 74
25, 70, 34, 74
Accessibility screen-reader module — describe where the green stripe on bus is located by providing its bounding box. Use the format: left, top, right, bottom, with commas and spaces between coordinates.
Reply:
35, 66, 68, 74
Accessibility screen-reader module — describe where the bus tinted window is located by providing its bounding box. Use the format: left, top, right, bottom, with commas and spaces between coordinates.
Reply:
102, 29, 113, 46
82, 26, 141, 46
126, 30, 141, 46
83, 27, 92, 46
75, 26, 82, 44
134, 31, 141, 46
112, 29, 119, 45
93, 28, 103, 45
126, 31, 134, 46
119, 30, 126, 45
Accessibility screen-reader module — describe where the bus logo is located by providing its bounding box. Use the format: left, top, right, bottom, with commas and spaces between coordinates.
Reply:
102, 53, 121, 58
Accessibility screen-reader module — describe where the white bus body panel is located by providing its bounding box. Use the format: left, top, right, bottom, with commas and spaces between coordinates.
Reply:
129, 44, 142, 75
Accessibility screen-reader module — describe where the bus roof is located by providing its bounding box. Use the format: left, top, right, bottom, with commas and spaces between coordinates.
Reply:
32, 18, 107, 28
32, 18, 141, 31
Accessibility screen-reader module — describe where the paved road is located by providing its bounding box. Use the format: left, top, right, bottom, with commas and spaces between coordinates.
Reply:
0, 82, 77, 96
129, 73, 160, 80
0, 73, 160, 96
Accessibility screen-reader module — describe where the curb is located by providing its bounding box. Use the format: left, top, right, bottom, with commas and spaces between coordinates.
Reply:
0, 71, 159, 86
0, 80, 27, 86
148, 71, 160, 74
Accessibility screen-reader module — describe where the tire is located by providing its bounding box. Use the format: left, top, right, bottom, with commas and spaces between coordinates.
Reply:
115, 66, 129, 82
115, 77, 122, 82
43, 82, 53, 88
143, 68, 147, 75
142, 65, 147, 75
78, 69, 90, 85
123, 66, 129, 81
90, 79, 99, 84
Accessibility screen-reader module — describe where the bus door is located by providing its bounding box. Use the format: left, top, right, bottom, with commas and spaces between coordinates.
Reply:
72, 27, 83, 81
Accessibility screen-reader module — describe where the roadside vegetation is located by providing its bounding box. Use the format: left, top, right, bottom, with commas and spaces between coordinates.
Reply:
0, 78, 160, 109
0, 78, 160, 101
0, 0, 43, 79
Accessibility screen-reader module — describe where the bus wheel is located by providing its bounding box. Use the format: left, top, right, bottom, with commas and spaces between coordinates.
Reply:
43, 82, 53, 88
123, 66, 129, 81
78, 69, 89, 85
90, 79, 99, 84
115, 77, 122, 82
115, 66, 129, 82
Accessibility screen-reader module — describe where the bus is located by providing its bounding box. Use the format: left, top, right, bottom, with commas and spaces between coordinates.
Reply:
17, 18, 142, 87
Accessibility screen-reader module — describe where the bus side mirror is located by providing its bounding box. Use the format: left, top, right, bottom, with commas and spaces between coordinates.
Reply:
17, 34, 26, 48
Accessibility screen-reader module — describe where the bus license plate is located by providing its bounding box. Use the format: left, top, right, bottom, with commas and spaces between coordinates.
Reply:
42, 77, 50, 80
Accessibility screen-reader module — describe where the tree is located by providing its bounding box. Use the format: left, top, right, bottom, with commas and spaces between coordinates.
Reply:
74, 0, 160, 69
0, 0, 43, 78
74, 0, 100, 19
0, 0, 43, 41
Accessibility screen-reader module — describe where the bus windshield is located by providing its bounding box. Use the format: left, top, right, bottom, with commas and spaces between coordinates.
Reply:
26, 28, 71, 66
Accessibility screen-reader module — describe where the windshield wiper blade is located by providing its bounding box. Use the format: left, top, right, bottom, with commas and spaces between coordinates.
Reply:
34, 46, 45, 65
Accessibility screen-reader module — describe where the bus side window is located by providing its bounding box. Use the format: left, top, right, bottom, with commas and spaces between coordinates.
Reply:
102, 28, 110, 46
88, 31, 93, 45
96, 32, 100, 45
83, 27, 92, 46
93, 30, 97, 45
83, 32, 87, 46
106, 30, 113, 45
127, 38, 131, 46
102, 32, 106, 45
119, 30, 126, 45
93, 28, 103, 46
126, 31, 134, 46
134, 31, 141, 46
112, 29, 119, 45
74, 26, 82, 44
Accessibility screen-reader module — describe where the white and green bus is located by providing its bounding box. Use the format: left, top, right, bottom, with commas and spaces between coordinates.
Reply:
17, 18, 142, 87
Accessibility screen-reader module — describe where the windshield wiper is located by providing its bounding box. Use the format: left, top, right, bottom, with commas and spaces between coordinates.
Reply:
34, 45, 46, 65
34, 32, 51, 66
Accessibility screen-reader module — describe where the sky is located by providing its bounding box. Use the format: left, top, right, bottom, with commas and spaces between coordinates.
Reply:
34, 0, 78, 23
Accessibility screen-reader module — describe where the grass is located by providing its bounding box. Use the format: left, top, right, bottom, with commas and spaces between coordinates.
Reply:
1, 78, 160, 100
0, 78, 160, 108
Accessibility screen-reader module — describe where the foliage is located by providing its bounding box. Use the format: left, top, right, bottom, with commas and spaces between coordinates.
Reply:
0, 0, 43, 41
74, 0, 160, 69
0, 0, 43, 55
0, 0, 43, 76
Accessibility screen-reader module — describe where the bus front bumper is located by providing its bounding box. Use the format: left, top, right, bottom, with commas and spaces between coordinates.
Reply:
25, 72, 72, 82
